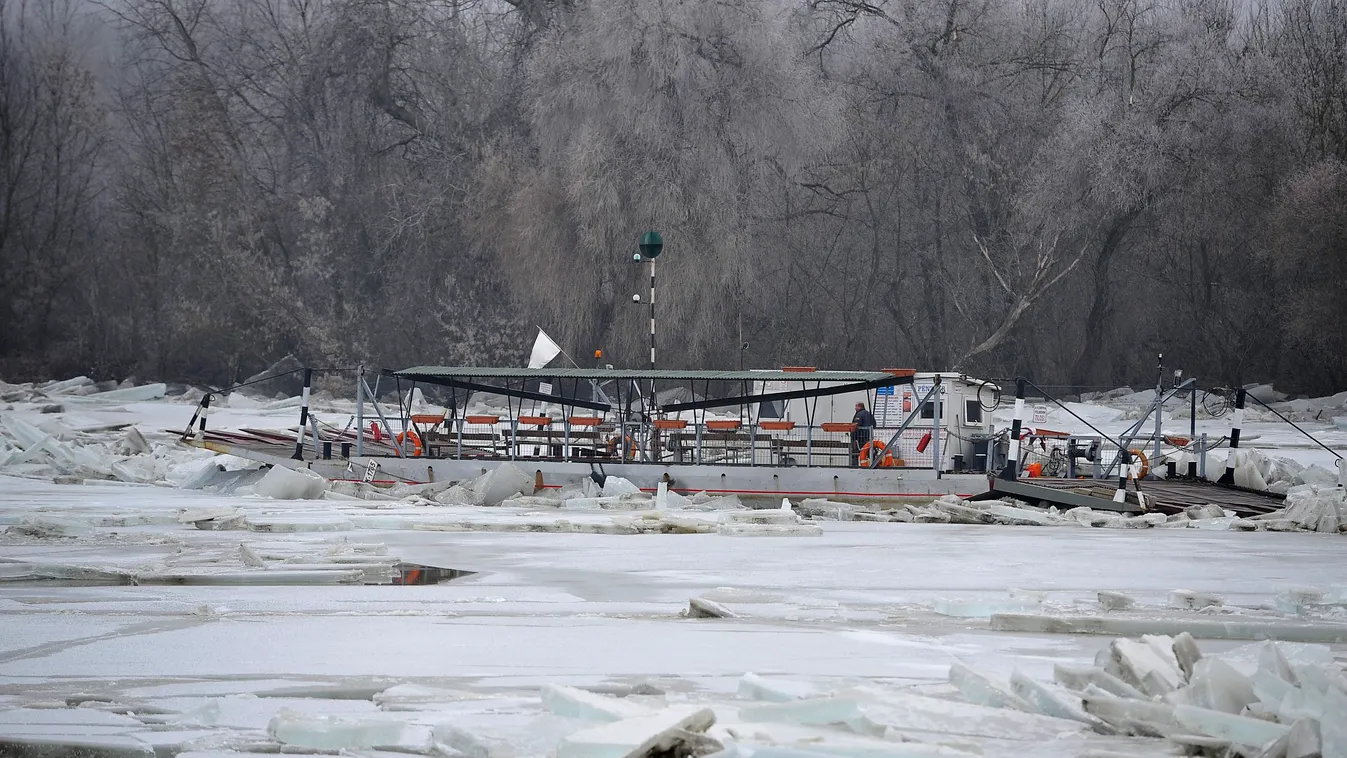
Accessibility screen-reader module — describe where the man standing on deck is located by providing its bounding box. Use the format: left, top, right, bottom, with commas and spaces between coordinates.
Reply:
852, 401, 876, 466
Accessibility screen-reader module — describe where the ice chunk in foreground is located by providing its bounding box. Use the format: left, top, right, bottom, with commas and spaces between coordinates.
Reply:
1260, 718, 1323, 758
1171, 632, 1202, 681
266, 708, 403, 750
433, 724, 515, 758
932, 596, 1039, 618
717, 524, 822, 537
843, 686, 1085, 740
687, 597, 738, 618
1170, 657, 1256, 714
720, 510, 801, 525
1168, 590, 1224, 610
738, 673, 823, 703
1097, 591, 1136, 611
947, 661, 1028, 711
88, 383, 167, 402
375, 683, 486, 710
557, 707, 714, 758
1275, 587, 1326, 615
0, 735, 155, 757
1053, 665, 1146, 700
1321, 688, 1347, 758
1009, 671, 1102, 726
541, 684, 652, 722
1173, 703, 1290, 746
474, 462, 534, 506
601, 476, 641, 497
738, 697, 877, 735
1080, 691, 1179, 737
712, 725, 980, 757
1109, 637, 1184, 696
254, 465, 328, 500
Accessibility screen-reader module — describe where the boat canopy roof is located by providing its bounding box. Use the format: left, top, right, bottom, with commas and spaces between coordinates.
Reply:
394, 367, 904, 383
390, 366, 912, 413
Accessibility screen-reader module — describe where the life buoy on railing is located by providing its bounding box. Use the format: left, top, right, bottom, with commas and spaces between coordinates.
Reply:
605, 434, 635, 460
860, 440, 896, 468
1128, 449, 1149, 479
396, 430, 422, 457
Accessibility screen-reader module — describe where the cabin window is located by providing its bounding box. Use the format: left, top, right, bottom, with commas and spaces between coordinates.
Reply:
965, 399, 982, 424
920, 401, 934, 420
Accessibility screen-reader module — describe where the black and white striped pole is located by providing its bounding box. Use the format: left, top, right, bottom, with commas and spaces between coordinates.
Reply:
999, 378, 1026, 480
634, 231, 664, 416
649, 259, 656, 394
182, 393, 213, 441
1217, 388, 1247, 486
1113, 449, 1131, 504
292, 368, 312, 460
197, 393, 211, 438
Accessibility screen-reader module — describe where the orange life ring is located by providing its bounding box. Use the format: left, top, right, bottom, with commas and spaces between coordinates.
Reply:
1127, 449, 1149, 479
396, 430, 422, 457
860, 440, 896, 468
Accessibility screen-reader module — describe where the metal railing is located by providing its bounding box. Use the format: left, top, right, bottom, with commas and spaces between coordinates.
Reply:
391, 418, 956, 469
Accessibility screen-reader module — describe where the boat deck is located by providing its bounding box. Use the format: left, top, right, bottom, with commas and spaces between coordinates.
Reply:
977, 475, 1285, 517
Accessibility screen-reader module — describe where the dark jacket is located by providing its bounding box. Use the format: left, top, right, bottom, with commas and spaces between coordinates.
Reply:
852, 408, 876, 429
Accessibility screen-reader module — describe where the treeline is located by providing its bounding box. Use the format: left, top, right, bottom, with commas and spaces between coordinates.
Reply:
2, 0, 1345, 394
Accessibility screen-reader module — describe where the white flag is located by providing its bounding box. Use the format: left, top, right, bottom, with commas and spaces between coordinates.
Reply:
528, 328, 563, 369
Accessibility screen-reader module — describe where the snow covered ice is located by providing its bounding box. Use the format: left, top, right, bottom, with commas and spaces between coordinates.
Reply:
1, 378, 1347, 757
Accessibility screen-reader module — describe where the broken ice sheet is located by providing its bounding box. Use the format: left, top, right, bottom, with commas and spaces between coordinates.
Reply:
737, 697, 879, 736
739, 673, 824, 703
557, 706, 714, 758
266, 708, 404, 750
1108, 637, 1184, 696
433, 723, 515, 758
374, 683, 495, 710
840, 686, 1086, 741
947, 661, 1029, 711
713, 723, 981, 758
1008, 670, 1104, 727
1166, 657, 1256, 715
1053, 665, 1147, 701
931, 595, 1041, 618
541, 684, 653, 722
1173, 704, 1289, 747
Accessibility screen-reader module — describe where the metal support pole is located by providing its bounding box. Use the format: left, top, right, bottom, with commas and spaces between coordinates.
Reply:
292, 368, 312, 460
1217, 388, 1247, 485
355, 366, 365, 457
1000, 378, 1027, 480
1190, 383, 1197, 441
931, 378, 943, 478
363, 378, 405, 457
749, 422, 757, 466
310, 415, 323, 458
1152, 355, 1163, 473
510, 416, 518, 461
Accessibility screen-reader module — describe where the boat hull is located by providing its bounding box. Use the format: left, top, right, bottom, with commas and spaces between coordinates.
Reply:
191, 439, 987, 503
